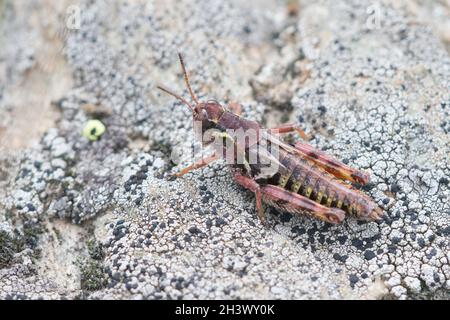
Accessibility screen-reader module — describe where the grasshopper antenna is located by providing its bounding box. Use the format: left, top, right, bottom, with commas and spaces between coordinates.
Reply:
178, 52, 199, 104
157, 85, 195, 113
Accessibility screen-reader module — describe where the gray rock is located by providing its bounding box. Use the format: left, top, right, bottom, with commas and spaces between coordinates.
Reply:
0, 0, 449, 300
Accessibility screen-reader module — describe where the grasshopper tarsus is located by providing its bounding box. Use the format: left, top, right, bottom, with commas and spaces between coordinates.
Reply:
166, 174, 178, 182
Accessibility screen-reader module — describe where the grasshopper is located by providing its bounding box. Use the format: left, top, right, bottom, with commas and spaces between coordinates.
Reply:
157, 54, 383, 225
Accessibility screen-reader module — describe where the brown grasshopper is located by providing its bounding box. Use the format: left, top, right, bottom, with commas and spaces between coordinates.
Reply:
157, 54, 383, 225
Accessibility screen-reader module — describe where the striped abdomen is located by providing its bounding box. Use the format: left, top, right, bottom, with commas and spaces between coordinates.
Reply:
266, 149, 377, 218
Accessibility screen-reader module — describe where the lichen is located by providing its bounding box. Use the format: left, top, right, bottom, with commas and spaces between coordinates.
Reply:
78, 259, 108, 292
0, 0, 449, 300
0, 231, 17, 268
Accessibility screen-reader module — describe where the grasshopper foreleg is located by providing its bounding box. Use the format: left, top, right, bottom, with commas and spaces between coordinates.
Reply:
172, 153, 218, 177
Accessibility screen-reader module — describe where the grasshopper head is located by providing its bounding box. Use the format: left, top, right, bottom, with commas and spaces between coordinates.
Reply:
193, 101, 225, 123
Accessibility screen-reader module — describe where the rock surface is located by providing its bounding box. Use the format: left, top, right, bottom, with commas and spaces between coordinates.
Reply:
0, 0, 449, 299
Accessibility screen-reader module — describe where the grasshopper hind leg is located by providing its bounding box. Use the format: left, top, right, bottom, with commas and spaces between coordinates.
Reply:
261, 185, 345, 224
172, 153, 218, 177
265, 124, 370, 185
293, 141, 370, 185
233, 172, 345, 225
233, 172, 266, 225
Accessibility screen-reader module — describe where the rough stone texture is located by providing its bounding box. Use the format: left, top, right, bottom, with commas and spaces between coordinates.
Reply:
0, 0, 449, 300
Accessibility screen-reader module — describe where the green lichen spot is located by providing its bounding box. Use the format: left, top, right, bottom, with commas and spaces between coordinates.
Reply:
78, 239, 107, 291
82, 120, 106, 141
79, 259, 108, 291
0, 231, 16, 268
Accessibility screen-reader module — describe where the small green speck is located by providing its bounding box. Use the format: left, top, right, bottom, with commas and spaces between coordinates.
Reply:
83, 120, 106, 141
